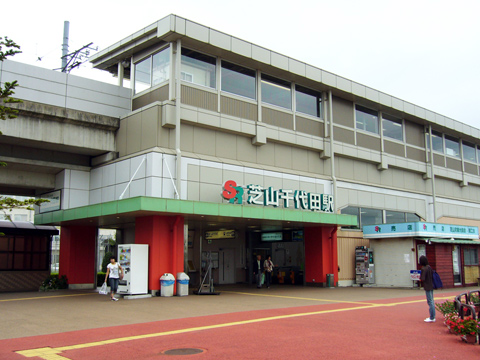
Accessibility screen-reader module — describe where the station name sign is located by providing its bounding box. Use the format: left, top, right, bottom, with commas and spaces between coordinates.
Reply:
222, 180, 334, 213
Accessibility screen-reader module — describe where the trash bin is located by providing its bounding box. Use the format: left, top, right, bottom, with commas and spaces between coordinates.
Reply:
176, 272, 190, 296
160, 273, 175, 297
326, 274, 334, 288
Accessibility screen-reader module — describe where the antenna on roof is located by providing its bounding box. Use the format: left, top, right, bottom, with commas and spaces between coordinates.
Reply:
56, 21, 98, 73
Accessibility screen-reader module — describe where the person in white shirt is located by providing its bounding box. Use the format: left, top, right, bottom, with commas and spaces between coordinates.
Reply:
104, 256, 123, 301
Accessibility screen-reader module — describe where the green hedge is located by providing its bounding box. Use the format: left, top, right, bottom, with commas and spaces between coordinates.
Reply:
97, 272, 106, 287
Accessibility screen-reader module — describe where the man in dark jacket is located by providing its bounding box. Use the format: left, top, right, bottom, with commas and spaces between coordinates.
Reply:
253, 254, 263, 288
420, 255, 435, 322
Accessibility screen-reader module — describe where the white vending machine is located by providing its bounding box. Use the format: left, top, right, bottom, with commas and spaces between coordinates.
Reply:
118, 244, 149, 295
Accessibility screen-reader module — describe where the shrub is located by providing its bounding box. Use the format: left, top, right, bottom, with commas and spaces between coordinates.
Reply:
101, 251, 113, 272
40, 274, 68, 291
97, 272, 106, 287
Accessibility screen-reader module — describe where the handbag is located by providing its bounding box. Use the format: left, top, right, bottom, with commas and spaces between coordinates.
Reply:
99, 282, 108, 295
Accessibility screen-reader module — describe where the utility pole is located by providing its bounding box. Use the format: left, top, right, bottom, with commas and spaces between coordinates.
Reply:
61, 21, 69, 72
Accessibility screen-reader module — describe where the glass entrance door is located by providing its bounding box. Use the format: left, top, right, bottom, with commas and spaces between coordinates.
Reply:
452, 245, 462, 285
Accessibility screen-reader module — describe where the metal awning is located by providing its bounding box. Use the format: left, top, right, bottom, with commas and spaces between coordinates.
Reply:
415, 238, 480, 245
0, 221, 59, 236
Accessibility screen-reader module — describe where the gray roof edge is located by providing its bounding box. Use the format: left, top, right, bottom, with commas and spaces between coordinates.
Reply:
89, 14, 478, 136
89, 14, 173, 65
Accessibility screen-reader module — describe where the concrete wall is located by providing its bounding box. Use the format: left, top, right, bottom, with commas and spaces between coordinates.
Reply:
0, 60, 131, 118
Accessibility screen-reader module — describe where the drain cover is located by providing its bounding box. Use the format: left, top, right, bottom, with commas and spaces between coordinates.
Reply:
163, 348, 205, 356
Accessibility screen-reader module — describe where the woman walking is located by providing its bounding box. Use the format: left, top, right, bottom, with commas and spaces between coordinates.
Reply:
105, 256, 123, 301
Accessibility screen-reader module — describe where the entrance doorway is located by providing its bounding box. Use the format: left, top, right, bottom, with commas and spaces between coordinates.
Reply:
219, 248, 235, 284
453, 245, 462, 285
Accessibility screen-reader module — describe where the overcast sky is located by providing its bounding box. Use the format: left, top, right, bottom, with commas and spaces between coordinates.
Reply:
4, 0, 480, 129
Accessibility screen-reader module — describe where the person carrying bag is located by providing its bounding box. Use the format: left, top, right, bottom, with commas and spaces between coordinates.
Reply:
104, 255, 123, 301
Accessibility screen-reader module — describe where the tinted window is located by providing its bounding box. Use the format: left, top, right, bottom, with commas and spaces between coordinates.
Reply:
385, 211, 405, 224
261, 74, 291, 109
445, 135, 460, 157
361, 208, 383, 226
464, 248, 478, 266
181, 49, 216, 89
382, 114, 403, 141
134, 47, 170, 94
356, 105, 378, 134
427, 131, 444, 153
463, 142, 476, 162
221, 61, 256, 99
152, 48, 170, 86
134, 57, 152, 93
295, 85, 321, 117
406, 213, 421, 222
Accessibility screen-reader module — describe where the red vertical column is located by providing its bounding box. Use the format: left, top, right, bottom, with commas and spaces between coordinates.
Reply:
304, 226, 338, 286
59, 226, 97, 287
135, 215, 184, 291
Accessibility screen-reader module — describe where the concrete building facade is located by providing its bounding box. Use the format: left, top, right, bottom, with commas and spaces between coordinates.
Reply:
2, 14, 480, 292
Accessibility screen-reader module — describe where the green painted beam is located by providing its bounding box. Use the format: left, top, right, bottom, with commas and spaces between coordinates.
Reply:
35, 197, 357, 227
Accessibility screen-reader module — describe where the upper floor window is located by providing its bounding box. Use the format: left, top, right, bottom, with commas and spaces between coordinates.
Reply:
385, 210, 405, 224
463, 141, 476, 162
341, 206, 421, 229
340, 206, 360, 229
406, 212, 421, 222
340, 206, 382, 228
427, 131, 444, 153
134, 57, 152, 94
382, 114, 403, 141
295, 85, 322, 117
181, 49, 216, 89
355, 105, 378, 134
445, 135, 460, 158
152, 50, 170, 86
134, 47, 170, 94
261, 74, 291, 110
221, 61, 256, 99
361, 208, 383, 226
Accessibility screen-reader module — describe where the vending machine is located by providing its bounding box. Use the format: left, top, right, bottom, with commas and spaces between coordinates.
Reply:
355, 246, 374, 285
118, 244, 149, 295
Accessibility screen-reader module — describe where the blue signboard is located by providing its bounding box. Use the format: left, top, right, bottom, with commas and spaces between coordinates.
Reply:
363, 222, 479, 240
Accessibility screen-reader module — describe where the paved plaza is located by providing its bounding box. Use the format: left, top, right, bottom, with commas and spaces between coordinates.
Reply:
0, 285, 478, 359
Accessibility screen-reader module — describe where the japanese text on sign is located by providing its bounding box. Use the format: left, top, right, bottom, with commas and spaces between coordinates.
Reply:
222, 180, 334, 213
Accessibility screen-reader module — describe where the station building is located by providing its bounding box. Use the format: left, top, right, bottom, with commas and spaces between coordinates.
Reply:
3, 14, 480, 292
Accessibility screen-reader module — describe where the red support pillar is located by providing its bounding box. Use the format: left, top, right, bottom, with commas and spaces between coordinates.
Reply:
135, 215, 184, 292
59, 226, 97, 288
304, 226, 338, 286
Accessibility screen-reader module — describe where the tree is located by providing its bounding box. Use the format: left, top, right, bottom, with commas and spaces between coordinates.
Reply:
0, 37, 48, 217
0, 37, 22, 124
